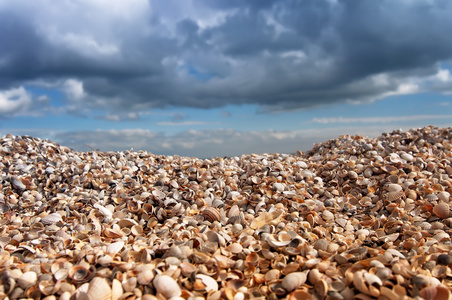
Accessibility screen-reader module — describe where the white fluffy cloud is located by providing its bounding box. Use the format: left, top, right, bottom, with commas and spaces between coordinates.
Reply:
0, 87, 32, 116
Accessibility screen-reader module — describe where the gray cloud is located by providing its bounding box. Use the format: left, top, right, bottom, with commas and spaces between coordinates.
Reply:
1, 0, 452, 115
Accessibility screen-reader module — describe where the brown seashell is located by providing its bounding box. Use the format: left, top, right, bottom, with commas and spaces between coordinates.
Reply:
87, 277, 111, 300
289, 289, 312, 300
201, 207, 222, 223
245, 252, 260, 267
433, 203, 450, 219
420, 285, 451, 300
381, 165, 398, 174
346, 247, 368, 263
386, 191, 405, 201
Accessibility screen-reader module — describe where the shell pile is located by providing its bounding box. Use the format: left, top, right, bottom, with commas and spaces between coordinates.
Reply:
0, 126, 452, 300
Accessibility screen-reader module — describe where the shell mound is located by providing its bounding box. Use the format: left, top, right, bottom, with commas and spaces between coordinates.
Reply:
0, 126, 451, 299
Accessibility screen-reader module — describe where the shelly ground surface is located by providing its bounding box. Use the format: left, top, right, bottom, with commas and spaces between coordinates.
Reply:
0, 126, 451, 299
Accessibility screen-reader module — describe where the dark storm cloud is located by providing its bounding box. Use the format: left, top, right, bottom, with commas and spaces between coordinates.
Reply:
1, 0, 452, 115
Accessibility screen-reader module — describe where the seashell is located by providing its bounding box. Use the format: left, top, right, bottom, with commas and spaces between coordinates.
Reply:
314, 279, 329, 299
153, 275, 181, 298
433, 203, 450, 219
41, 213, 63, 225
226, 242, 243, 254
420, 285, 451, 300
206, 231, 226, 246
214, 254, 236, 268
345, 247, 368, 263
386, 191, 405, 201
228, 212, 245, 225
152, 189, 166, 201
437, 191, 450, 202
381, 165, 398, 174
265, 269, 281, 282
353, 270, 382, 297
273, 182, 285, 192
282, 272, 308, 292
131, 224, 143, 236
87, 277, 111, 300
412, 275, 441, 289
437, 254, 452, 266
107, 241, 125, 255
201, 207, 222, 223
122, 277, 137, 293
93, 203, 113, 218
111, 279, 123, 300
68, 265, 94, 283
245, 252, 260, 266
313, 239, 330, 251
137, 268, 154, 285
17, 271, 37, 289
387, 183, 403, 192
431, 265, 448, 278
195, 274, 219, 292
118, 218, 138, 228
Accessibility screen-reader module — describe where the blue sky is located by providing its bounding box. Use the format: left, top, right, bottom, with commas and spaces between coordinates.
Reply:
0, 0, 451, 157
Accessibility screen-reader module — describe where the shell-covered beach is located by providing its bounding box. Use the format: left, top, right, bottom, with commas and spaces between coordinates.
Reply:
1, 126, 452, 300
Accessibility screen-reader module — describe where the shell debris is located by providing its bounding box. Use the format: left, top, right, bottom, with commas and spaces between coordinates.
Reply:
0, 126, 452, 299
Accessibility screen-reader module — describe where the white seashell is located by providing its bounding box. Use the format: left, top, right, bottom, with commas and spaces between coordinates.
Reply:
87, 277, 111, 300
266, 235, 291, 248
107, 241, 125, 255
41, 213, 63, 225
17, 271, 37, 289
273, 182, 285, 192
386, 184, 403, 192
153, 275, 181, 298
437, 191, 451, 202
196, 274, 219, 292
111, 279, 123, 300
281, 271, 308, 292
94, 203, 113, 218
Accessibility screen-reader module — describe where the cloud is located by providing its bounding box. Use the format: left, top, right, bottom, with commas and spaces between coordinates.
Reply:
311, 114, 452, 124
0, 86, 33, 116
1, 0, 452, 114
156, 121, 210, 126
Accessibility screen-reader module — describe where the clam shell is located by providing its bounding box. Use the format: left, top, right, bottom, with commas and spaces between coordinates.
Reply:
17, 271, 37, 289
420, 285, 450, 300
386, 191, 405, 201
111, 279, 123, 300
282, 272, 308, 292
195, 274, 219, 292
106, 241, 125, 255
201, 207, 222, 223
153, 275, 181, 298
433, 203, 450, 219
87, 277, 111, 300
41, 213, 63, 225
137, 269, 154, 285
68, 265, 94, 283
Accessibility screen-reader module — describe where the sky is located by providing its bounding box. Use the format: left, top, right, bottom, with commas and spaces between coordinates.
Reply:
0, 0, 451, 158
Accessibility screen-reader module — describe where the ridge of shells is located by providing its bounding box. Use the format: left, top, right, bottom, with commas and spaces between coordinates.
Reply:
0, 126, 451, 299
